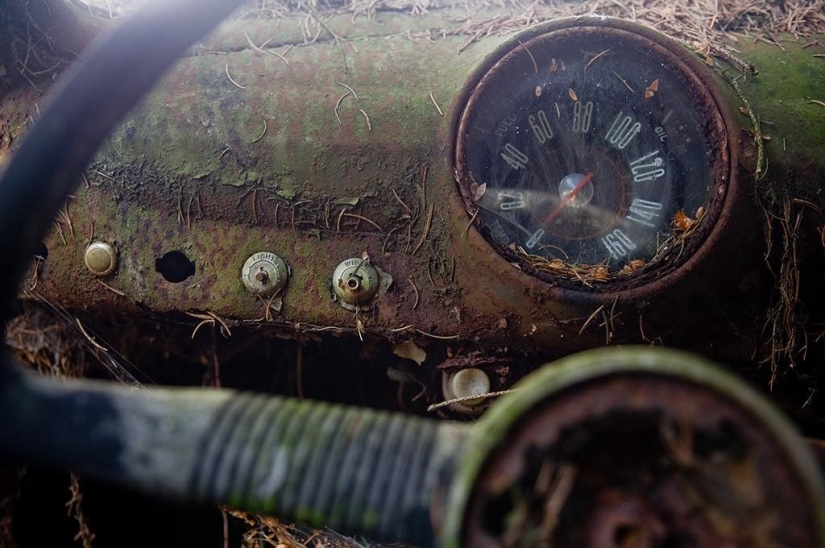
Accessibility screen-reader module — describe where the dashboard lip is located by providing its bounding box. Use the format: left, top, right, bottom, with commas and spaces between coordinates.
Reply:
451, 16, 742, 305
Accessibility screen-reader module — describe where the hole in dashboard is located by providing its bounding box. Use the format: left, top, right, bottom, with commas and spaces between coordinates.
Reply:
155, 251, 195, 283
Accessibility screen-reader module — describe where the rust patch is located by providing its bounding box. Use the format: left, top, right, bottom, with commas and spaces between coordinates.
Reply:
463, 374, 821, 547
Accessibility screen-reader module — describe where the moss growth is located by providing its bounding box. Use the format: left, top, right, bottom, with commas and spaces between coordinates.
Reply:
362, 508, 380, 531
294, 507, 328, 527
733, 36, 825, 200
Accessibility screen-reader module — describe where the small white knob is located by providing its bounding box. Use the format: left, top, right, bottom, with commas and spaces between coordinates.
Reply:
446, 368, 491, 408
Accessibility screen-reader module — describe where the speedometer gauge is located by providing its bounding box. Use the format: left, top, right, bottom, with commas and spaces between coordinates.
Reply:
455, 19, 733, 293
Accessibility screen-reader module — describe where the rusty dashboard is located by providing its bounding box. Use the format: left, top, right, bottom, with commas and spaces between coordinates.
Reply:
2, 0, 825, 409
1, 0, 825, 544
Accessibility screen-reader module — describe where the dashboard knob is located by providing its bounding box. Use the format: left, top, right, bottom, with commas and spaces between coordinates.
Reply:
84, 241, 118, 277
332, 258, 380, 310
444, 368, 492, 409
241, 252, 289, 297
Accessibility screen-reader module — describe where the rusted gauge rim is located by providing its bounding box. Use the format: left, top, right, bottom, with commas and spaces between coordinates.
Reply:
440, 347, 825, 547
453, 18, 739, 300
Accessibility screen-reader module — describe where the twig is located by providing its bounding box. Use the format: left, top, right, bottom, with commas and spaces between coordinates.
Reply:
336, 81, 359, 100
336, 208, 346, 232
221, 506, 229, 548
391, 188, 413, 215
243, 31, 268, 55
335, 90, 352, 124
268, 48, 290, 66
408, 276, 419, 310
518, 40, 538, 73
611, 70, 635, 93
76, 319, 107, 351
427, 389, 518, 411
342, 212, 382, 231
359, 108, 372, 131
415, 329, 459, 340
458, 29, 482, 53
309, 7, 347, 74
188, 311, 232, 339
585, 48, 611, 71
94, 170, 122, 184
578, 304, 606, 335
461, 209, 479, 237
28, 256, 42, 290
97, 280, 125, 297
67, 473, 95, 548
426, 260, 436, 287
54, 222, 67, 245
382, 225, 405, 254
429, 91, 444, 116
717, 65, 764, 177
225, 63, 246, 89
252, 188, 260, 225
251, 119, 267, 142
412, 203, 434, 255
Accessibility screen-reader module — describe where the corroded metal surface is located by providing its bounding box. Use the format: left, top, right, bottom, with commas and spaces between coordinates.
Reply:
465, 376, 822, 546
446, 349, 825, 547
0, 4, 822, 375
1, 2, 824, 546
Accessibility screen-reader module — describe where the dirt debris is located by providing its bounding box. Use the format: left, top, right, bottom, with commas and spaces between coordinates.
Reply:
73, 0, 825, 45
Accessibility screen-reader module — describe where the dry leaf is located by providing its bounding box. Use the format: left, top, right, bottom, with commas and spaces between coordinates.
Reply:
333, 197, 359, 206
590, 265, 609, 281
644, 78, 659, 99
392, 340, 427, 365
549, 58, 558, 72
473, 182, 487, 202
568, 88, 578, 101
621, 259, 646, 275
673, 209, 697, 232
535, 85, 542, 97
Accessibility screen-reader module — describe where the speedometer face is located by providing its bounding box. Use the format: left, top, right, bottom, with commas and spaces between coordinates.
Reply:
456, 22, 730, 291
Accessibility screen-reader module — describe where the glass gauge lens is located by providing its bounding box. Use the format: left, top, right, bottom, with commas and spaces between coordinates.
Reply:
456, 24, 729, 290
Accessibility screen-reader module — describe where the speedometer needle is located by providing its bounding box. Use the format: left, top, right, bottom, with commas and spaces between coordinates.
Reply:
541, 172, 594, 227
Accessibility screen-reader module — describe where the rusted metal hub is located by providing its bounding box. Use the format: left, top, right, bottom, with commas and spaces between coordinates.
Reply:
445, 349, 825, 547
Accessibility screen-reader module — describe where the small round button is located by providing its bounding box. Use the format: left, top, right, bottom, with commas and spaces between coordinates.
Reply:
332, 258, 380, 310
84, 242, 118, 276
447, 368, 491, 407
241, 252, 289, 297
